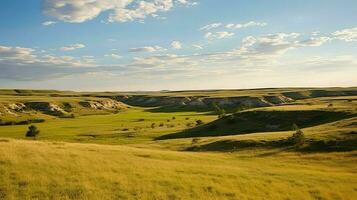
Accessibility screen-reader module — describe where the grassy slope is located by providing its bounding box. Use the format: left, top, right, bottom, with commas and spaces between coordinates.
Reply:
159, 97, 356, 139
0, 89, 356, 199
0, 139, 356, 200
0, 108, 216, 145
145, 116, 357, 152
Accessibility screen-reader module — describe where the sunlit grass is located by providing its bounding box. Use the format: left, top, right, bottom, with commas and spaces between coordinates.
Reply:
0, 139, 356, 200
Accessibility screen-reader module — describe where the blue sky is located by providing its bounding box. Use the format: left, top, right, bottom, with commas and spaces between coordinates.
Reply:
0, 0, 356, 91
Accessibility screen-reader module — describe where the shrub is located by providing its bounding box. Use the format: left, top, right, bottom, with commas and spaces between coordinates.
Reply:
185, 117, 190, 120
288, 124, 305, 146
26, 125, 40, 138
151, 123, 156, 129
195, 119, 204, 126
186, 122, 194, 127
191, 138, 200, 145
166, 124, 175, 128
172, 116, 176, 120
62, 102, 73, 112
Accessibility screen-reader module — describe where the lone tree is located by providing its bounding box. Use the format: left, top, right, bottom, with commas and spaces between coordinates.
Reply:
212, 103, 226, 118
26, 125, 40, 138
288, 124, 305, 146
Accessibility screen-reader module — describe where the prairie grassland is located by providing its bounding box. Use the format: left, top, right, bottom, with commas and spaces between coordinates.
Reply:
0, 108, 216, 144
0, 90, 356, 199
0, 139, 356, 200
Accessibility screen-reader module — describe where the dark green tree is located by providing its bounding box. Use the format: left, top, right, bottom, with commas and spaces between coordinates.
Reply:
26, 125, 40, 138
288, 124, 305, 146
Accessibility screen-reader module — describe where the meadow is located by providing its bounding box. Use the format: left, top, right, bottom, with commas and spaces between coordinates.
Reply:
0, 88, 356, 199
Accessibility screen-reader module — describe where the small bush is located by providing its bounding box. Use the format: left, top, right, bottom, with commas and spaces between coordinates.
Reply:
287, 124, 305, 146
186, 122, 194, 127
26, 125, 40, 138
166, 124, 175, 128
151, 123, 156, 129
172, 116, 176, 120
195, 120, 204, 126
62, 102, 73, 112
191, 138, 200, 145
185, 117, 190, 120
159, 123, 164, 127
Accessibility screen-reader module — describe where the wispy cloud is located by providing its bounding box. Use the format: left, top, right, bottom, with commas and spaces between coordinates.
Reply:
105, 53, 122, 59
42, 21, 57, 26
192, 44, 203, 49
129, 46, 167, 53
43, 0, 196, 23
332, 27, 357, 42
200, 21, 267, 31
225, 21, 267, 29
60, 44, 86, 51
171, 41, 182, 49
205, 31, 235, 40
1, 27, 356, 83
199, 23, 222, 31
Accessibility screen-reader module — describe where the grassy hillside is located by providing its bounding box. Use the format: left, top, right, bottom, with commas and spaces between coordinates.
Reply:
0, 88, 356, 199
0, 108, 216, 145
0, 139, 356, 200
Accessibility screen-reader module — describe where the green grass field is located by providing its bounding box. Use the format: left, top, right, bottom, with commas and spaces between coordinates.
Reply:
0, 88, 356, 199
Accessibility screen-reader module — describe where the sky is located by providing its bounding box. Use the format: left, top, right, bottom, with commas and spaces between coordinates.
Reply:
0, 0, 356, 91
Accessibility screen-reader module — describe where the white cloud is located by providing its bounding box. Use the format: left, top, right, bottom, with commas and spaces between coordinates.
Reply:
105, 53, 122, 59
192, 44, 203, 49
42, 21, 57, 26
298, 36, 331, 47
60, 44, 86, 51
43, 0, 195, 23
234, 33, 301, 59
176, 0, 198, 6
0, 45, 94, 68
226, 21, 267, 29
205, 31, 235, 40
199, 23, 222, 31
171, 41, 182, 49
0, 46, 37, 63
200, 21, 267, 31
129, 45, 166, 53
332, 27, 357, 42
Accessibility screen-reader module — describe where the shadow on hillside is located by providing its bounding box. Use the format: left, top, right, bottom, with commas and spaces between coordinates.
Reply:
146, 105, 214, 113
185, 137, 357, 154
156, 110, 354, 140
